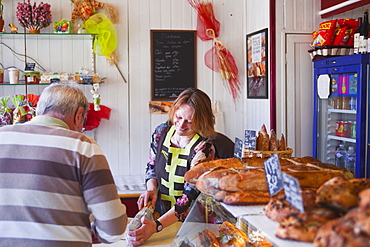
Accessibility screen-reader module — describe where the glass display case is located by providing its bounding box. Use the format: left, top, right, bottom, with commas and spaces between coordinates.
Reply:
171, 193, 311, 247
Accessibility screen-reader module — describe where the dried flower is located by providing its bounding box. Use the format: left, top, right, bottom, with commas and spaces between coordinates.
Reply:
16, 1, 52, 31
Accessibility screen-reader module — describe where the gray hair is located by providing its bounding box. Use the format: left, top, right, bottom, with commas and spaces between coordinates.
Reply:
36, 83, 89, 119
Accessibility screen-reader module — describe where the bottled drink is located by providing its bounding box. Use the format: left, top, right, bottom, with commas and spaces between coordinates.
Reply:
342, 97, 349, 109
360, 9, 369, 53
354, 17, 363, 54
352, 121, 356, 139
345, 146, 356, 173
349, 97, 357, 110
335, 143, 346, 168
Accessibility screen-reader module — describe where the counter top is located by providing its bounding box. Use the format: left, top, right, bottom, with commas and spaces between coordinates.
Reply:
93, 221, 182, 247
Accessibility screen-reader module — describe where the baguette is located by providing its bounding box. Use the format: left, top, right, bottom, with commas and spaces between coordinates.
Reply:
256, 124, 269, 151
278, 134, 287, 151
269, 129, 278, 151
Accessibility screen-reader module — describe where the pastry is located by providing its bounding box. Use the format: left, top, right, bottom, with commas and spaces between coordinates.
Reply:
218, 221, 249, 246
198, 229, 220, 247
316, 177, 369, 212
264, 189, 316, 222
276, 206, 340, 242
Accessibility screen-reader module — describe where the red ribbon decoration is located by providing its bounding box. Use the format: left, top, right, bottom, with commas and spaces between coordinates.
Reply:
188, 0, 242, 102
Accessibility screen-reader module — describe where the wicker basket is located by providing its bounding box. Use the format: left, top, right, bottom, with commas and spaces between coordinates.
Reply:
243, 147, 293, 159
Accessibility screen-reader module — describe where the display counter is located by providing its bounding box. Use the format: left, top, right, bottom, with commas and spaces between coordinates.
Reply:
172, 193, 313, 247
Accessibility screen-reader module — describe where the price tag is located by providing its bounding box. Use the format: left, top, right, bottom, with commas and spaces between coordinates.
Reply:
234, 137, 243, 160
264, 154, 284, 196
283, 173, 304, 213
244, 130, 256, 150
25, 63, 35, 71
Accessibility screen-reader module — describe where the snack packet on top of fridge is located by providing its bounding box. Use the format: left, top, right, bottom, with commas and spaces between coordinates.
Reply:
333, 26, 354, 46
337, 18, 358, 28
333, 18, 357, 46
312, 20, 337, 47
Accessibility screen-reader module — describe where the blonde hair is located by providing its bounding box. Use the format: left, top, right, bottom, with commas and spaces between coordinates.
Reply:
168, 88, 216, 139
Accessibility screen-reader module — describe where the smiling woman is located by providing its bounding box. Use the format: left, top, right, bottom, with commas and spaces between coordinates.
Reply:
125, 88, 217, 246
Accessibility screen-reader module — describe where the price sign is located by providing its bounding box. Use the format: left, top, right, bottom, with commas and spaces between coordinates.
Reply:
234, 137, 243, 160
25, 63, 35, 71
264, 154, 284, 196
244, 130, 257, 150
283, 173, 304, 213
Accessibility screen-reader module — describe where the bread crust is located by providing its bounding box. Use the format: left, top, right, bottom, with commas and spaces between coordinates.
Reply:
222, 190, 271, 205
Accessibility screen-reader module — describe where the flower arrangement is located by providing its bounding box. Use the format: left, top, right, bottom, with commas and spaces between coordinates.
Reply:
16, 1, 52, 33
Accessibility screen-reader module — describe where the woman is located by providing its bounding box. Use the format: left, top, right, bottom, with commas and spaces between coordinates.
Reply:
127, 88, 217, 246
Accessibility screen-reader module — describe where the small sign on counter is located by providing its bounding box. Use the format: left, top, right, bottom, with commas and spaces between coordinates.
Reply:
264, 154, 284, 196
283, 173, 304, 213
244, 130, 257, 150
234, 137, 243, 160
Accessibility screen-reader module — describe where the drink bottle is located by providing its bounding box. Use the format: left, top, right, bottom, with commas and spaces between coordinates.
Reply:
354, 17, 362, 54
345, 146, 356, 173
360, 9, 369, 53
335, 143, 346, 168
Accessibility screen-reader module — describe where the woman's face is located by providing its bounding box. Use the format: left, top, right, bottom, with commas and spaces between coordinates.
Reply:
173, 104, 196, 137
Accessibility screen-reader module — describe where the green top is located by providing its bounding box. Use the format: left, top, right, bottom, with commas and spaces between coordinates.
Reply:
26, 115, 69, 129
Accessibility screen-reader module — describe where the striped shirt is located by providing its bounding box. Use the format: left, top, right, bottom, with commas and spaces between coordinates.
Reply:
0, 116, 127, 247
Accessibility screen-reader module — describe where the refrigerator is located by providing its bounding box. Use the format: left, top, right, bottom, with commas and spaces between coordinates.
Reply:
313, 54, 368, 178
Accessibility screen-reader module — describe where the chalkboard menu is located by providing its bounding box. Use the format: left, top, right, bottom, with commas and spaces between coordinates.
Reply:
151, 30, 196, 100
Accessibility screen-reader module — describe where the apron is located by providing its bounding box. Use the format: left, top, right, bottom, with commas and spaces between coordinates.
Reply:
155, 125, 202, 214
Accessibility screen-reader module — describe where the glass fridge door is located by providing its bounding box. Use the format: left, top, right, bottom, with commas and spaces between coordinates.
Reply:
314, 67, 363, 177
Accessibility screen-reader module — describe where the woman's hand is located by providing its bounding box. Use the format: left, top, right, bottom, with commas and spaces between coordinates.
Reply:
137, 189, 158, 209
126, 217, 157, 246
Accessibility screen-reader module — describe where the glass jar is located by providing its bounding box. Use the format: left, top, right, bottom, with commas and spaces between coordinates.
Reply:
0, 70, 3, 84
23, 71, 40, 84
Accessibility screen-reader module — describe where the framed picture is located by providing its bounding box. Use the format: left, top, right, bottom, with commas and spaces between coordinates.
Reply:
247, 28, 268, 99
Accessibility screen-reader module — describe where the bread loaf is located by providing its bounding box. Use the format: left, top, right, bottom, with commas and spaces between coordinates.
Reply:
269, 129, 278, 151
218, 170, 268, 191
256, 124, 269, 151
195, 167, 239, 195
184, 157, 244, 184
278, 133, 287, 151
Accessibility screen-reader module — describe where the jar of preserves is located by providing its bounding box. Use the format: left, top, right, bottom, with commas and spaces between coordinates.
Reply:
23, 71, 40, 84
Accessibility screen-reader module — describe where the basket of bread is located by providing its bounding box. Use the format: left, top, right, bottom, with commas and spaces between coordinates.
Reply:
243, 124, 293, 159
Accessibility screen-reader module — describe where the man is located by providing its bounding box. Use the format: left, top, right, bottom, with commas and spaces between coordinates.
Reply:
0, 83, 127, 246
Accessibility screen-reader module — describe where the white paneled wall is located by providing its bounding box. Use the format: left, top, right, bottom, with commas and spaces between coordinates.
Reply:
5, 0, 364, 175
0, 0, 257, 177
